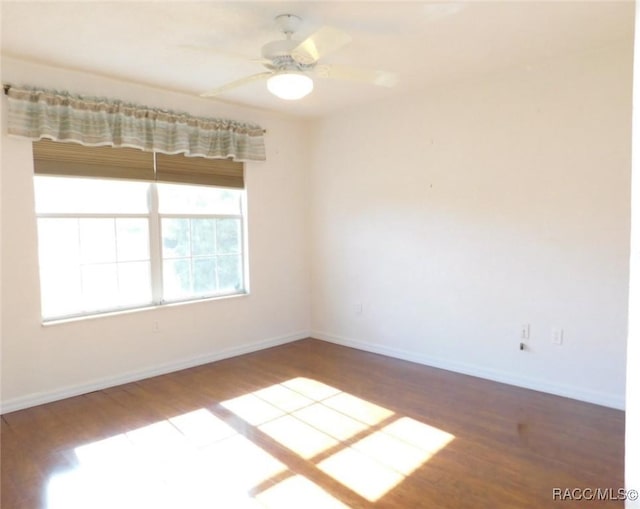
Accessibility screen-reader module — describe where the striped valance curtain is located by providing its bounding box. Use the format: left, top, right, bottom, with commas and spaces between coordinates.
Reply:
5, 86, 266, 162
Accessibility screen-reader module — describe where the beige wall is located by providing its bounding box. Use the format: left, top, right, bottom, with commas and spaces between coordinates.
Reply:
0, 57, 311, 411
310, 42, 632, 409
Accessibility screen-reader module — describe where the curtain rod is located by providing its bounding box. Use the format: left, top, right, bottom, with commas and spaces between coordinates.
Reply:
4, 84, 266, 134
2, 84, 266, 134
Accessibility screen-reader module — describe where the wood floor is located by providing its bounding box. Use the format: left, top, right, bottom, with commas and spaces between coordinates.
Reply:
1, 339, 625, 508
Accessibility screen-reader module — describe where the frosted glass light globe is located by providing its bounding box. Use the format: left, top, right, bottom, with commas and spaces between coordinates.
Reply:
267, 73, 314, 100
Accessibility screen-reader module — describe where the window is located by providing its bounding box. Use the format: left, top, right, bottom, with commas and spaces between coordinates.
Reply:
32, 141, 247, 321
158, 184, 244, 301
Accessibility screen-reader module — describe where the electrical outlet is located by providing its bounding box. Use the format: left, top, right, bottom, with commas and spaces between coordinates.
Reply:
552, 328, 563, 345
520, 323, 530, 340
354, 302, 363, 315
152, 321, 160, 333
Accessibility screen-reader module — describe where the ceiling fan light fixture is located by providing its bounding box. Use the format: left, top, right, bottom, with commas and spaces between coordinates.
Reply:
267, 72, 313, 100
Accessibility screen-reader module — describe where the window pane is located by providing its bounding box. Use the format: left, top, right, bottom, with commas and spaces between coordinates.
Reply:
118, 262, 152, 306
37, 218, 81, 267
216, 219, 241, 255
191, 219, 216, 256
40, 263, 82, 319
162, 218, 190, 258
37, 216, 153, 319
163, 259, 192, 301
81, 263, 119, 311
116, 219, 149, 262
218, 255, 243, 292
157, 183, 242, 215
79, 219, 116, 264
193, 257, 217, 294
34, 176, 149, 214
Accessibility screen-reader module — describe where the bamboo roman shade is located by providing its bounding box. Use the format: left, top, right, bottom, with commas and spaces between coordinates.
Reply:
156, 153, 244, 188
33, 139, 155, 181
32, 139, 245, 188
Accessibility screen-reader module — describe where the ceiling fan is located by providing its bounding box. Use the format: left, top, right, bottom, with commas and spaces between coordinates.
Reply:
200, 14, 398, 100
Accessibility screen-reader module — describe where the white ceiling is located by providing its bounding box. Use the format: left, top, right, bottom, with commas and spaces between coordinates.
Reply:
1, 1, 634, 118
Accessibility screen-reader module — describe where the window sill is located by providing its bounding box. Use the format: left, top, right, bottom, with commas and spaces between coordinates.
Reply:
41, 291, 250, 327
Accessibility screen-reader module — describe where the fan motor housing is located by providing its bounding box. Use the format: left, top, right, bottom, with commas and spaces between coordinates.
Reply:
261, 39, 315, 72
261, 39, 297, 60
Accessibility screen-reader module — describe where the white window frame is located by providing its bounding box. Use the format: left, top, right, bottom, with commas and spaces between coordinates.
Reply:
156, 213, 246, 304
35, 177, 248, 322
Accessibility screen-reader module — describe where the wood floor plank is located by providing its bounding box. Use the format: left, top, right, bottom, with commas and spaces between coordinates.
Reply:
0, 339, 625, 508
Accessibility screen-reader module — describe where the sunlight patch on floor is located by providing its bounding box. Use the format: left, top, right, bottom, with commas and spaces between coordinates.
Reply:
220, 393, 285, 425
318, 447, 405, 502
259, 414, 339, 459
47, 377, 455, 508
50, 408, 285, 509
252, 384, 315, 412
384, 416, 455, 455
169, 408, 237, 447
255, 475, 350, 509
281, 377, 342, 401
317, 417, 455, 501
292, 403, 368, 441
197, 434, 287, 489
322, 392, 395, 426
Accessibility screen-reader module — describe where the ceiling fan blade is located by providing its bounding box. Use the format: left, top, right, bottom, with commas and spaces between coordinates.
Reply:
291, 26, 352, 65
314, 64, 398, 88
200, 72, 273, 97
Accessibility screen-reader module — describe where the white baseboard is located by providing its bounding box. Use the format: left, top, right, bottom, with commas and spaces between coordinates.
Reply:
0, 330, 309, 414
312, 330, 625, 410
